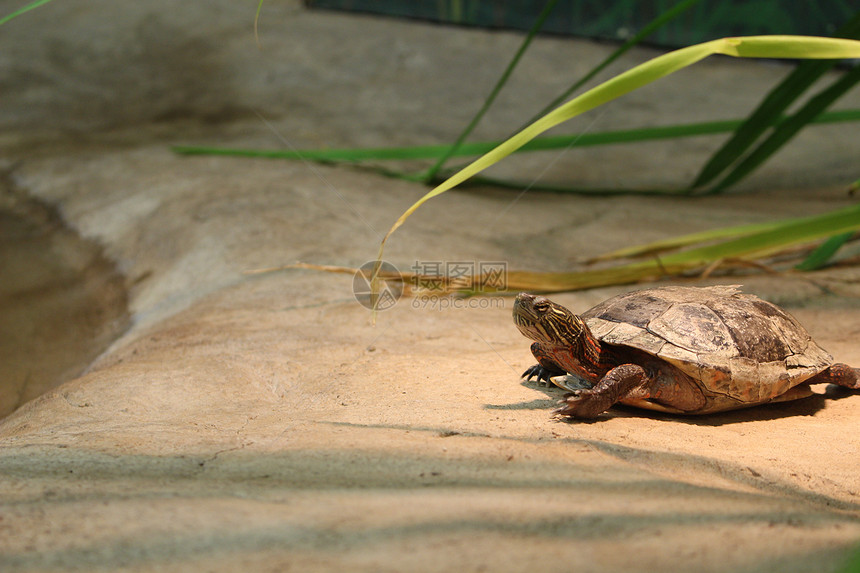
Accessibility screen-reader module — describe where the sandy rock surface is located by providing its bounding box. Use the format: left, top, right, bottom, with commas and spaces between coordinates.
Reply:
1, 2, 859, 571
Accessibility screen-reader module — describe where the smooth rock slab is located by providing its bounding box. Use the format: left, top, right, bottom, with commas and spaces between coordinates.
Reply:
1, 2, 859, 572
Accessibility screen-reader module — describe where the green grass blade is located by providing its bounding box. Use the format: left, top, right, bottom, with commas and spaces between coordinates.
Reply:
175, 119, 749, 162
691, 11, 860, 191
795, 232, 854, 271
254, 0, 264, 47
708, 63, 860, 193
690, 61, 835, 189
172, 143, 460, 162
423, 0, 560, 182
173, 119, 750, 162
522, 0, 702, 128
588, 218, 804, 262
503, 204, 860, 293
0, 0, 54, 26
656, 203, 860, 265
456, 174, 688, 196
173, 108, 860, 177
376, 39, 723, 256
375, 36, 860, 276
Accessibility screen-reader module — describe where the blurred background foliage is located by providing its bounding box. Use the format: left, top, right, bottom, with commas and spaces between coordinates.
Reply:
305, 0, 854, 48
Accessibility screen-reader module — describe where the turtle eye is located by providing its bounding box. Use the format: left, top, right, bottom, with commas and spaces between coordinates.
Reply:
533, 299, 550, 314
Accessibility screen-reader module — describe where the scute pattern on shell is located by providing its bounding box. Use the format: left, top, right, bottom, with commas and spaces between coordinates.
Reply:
581, 285, 833, 402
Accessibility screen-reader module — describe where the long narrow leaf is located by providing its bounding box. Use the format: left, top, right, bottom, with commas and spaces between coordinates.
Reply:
449, 174, 689, 196
0, 0, 54, 26
656, 203, 860, 265
691, 11, 860, 191
374, 36, 860, 289
521, 0, 702, 128
504, 203, 860, 293
795, 232, 854, 271
587, 218, 805, 262
279, 205, 860, 295
708, 63, 860, 193
423, 0, 560, 182
255, 0, 264, 47
690, 63, 835, 189
174, 107, 860, 164
167, 119, 771, 162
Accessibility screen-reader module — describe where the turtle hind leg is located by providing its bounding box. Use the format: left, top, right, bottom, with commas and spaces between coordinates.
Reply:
554, 363, 647, 419
808, 363, 860, 390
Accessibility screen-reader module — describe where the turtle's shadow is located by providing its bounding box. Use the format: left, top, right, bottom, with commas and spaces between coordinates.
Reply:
676, 385, 850, 427
519, 381, 852, 426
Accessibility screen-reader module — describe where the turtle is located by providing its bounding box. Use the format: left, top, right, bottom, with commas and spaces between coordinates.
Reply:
512, 285, 860, 419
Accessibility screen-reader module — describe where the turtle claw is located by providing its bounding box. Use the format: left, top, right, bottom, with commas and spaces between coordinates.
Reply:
553, 390, 607, 419
522, 364, 556, 386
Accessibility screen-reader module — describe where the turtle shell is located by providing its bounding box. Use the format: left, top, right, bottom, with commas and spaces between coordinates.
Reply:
581, 285, 833, 404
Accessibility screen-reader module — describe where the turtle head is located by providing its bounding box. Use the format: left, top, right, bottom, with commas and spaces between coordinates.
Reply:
513, 292, 586, 346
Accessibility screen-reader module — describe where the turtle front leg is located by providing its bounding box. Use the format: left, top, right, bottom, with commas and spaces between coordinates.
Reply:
522, 342, 566, 385
555, 363, 647, 419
